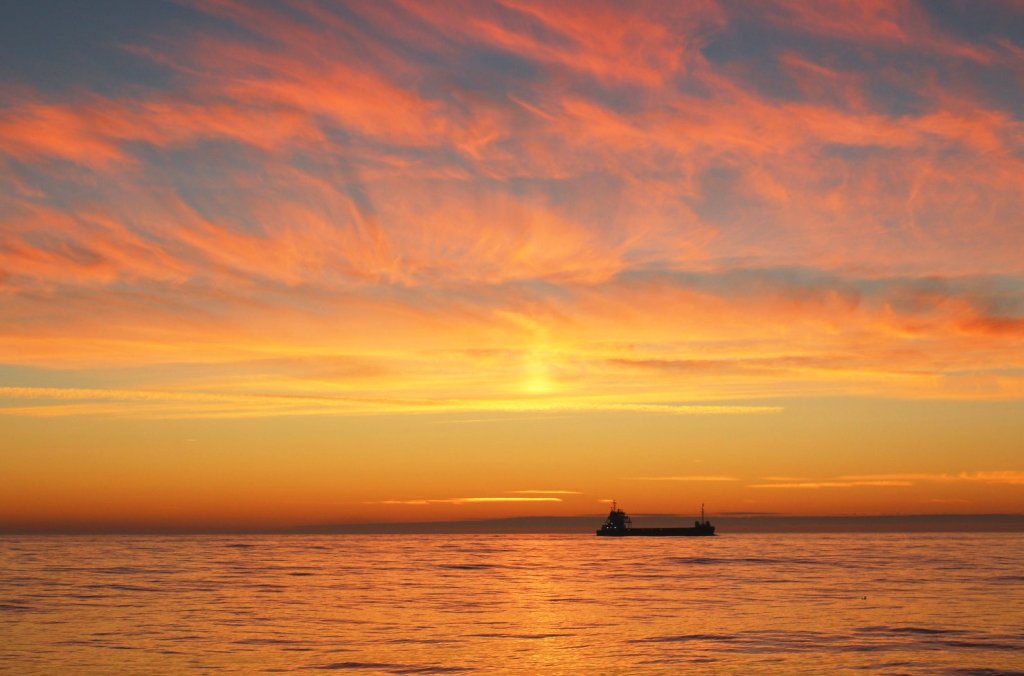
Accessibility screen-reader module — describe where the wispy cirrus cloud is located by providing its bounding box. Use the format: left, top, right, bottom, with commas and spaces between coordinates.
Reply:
629, 476, 740, 482
1, 0, 1022, 419
749, 481, 914, 489
751, 472, 1024, 489
366, 497, 563, 506
839, 472, 1024, 486
0, 386, 781, 419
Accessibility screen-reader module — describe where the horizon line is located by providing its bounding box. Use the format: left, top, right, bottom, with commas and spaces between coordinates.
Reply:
3, 512, 1024, 536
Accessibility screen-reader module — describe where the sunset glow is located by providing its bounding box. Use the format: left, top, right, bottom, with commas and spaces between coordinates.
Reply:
1, 1, 1022, 529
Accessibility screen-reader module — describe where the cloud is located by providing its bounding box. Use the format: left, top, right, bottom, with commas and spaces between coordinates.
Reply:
748, 481, 913, 489
1, 0, 1022, 418
754, 1, 997, 63
367, 497, 562, 506
0, 386, 781, 419
838, 472, 1024, 486
751, 471, 1024, 489
629, 476, 740, 482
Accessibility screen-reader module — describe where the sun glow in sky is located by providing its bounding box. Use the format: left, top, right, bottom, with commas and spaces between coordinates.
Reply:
1, 0, 1023, 529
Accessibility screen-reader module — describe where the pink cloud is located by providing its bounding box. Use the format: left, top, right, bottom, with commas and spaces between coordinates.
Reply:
0, 0, 1021, 408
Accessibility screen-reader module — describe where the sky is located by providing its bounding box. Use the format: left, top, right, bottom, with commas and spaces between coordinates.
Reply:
1, 0, 1022, 530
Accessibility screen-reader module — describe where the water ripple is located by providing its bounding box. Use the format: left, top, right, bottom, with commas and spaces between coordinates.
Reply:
1, 533, 1021, 672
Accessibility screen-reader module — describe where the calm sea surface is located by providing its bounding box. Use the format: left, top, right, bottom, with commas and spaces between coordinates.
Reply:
1, 533, 1023, 674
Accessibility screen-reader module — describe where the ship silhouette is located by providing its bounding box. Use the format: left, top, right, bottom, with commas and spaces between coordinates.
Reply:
596, 502, 715, 536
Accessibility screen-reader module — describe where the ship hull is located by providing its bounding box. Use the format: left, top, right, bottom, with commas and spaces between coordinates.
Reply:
596, 526, 715, 537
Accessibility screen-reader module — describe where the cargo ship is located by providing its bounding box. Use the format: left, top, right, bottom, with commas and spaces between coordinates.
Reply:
596, 502, 715, 536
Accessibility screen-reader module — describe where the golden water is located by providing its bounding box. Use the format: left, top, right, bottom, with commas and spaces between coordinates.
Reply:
2, 533, 1023, 673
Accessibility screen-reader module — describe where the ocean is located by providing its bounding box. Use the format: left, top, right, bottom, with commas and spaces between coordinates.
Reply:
2, 533, 1023, 674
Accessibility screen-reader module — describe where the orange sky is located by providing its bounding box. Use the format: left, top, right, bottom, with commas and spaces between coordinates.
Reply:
1, 1, 1022, 529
